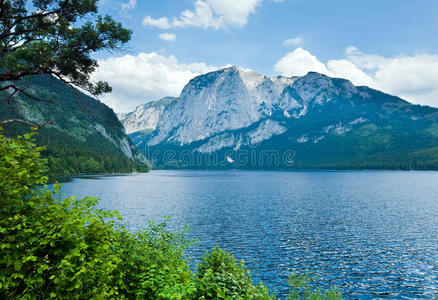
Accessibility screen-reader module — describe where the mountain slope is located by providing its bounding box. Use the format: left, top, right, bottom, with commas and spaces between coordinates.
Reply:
120, 66, 438, 170
117, 97, 177, 149
0, 74, 148, 175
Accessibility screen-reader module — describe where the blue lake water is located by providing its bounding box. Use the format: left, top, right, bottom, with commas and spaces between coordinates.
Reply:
57, 170, 438, 299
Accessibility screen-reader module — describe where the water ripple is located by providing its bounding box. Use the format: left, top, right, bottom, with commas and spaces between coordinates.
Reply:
58, 170, 438, 299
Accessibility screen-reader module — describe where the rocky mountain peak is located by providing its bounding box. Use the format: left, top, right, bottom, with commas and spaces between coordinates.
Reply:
119, 66, 438, 170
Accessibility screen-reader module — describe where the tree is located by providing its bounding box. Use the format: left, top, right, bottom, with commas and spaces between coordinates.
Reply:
0, 0, 131, 127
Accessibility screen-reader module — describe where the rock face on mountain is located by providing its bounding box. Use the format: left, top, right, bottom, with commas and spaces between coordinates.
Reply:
117, 97, 177, 135
121, 66, 438, 170
0, 74, 148, 175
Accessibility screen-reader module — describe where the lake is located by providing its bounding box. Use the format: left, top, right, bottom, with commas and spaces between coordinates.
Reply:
57, 170, 438, 299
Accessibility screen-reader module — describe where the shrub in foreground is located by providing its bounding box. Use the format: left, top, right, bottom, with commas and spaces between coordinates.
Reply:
288, 272, 342, 300
0, 132, 123, 298
195, 246, 272, 299
112, 222, 197, 299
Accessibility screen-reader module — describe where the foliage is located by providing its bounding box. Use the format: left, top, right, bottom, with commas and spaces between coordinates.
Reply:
0, 130, 47, 209
288, 271, 342, 300
0, 131, 122, 298
0, 0, 131, 96
113, 221, 197, 299
194, 246, 273, 299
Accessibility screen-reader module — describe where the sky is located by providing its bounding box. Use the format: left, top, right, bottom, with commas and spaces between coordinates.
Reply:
92, 0, 438, 112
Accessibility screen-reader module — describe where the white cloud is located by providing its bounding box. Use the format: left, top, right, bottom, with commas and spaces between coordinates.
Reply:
274, 47, 438, 107
142, 16, 171, 29
121, 0, 136, 10
284, 37, 303, 47
274, 48, 329, 76
120, 0, 136, 16
326, 59, 375, 87
143, 0, 262, 30
92, 53, 216, 112
158, 32, 176, 42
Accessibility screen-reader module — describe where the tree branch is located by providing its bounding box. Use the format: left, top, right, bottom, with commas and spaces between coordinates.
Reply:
0, 71, 40, 81
0, 9, 62, 40
4, 37, 45, 54
0, 84, 54, 103
0, 1, 5, 20
0, 119, 54, 128
0, 67, 64, 82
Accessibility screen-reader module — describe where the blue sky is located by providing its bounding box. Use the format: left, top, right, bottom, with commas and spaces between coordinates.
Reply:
93, 0, 438, 112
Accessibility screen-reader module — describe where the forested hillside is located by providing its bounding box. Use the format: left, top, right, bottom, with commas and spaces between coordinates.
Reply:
0, 75, 148, 175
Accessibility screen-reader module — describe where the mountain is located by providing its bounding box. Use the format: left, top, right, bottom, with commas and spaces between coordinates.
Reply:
0, 74, 148, 175
117, 97, 177, 148
120, 66, 438, 170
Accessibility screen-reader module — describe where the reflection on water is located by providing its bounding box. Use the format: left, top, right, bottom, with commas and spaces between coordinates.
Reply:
58, 170, 438, 299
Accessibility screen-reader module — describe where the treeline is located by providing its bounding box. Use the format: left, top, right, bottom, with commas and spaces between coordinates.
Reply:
46, 154, 145, 176
0, 123, 148, 176
43, 144, 147, 176
40, 135, 149, 176
313, 148, 438, 171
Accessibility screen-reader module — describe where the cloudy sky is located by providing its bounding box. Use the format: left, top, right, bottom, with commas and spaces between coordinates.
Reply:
93, 0, 438, 112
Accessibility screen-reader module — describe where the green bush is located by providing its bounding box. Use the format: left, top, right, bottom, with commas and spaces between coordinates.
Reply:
0, 132, 122, 298
195, 246, 273, 299
113, 221, 197, 299
288, 271, 342, 300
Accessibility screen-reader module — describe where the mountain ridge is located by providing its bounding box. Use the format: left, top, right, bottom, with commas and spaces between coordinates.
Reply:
119, 66, 438, 170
